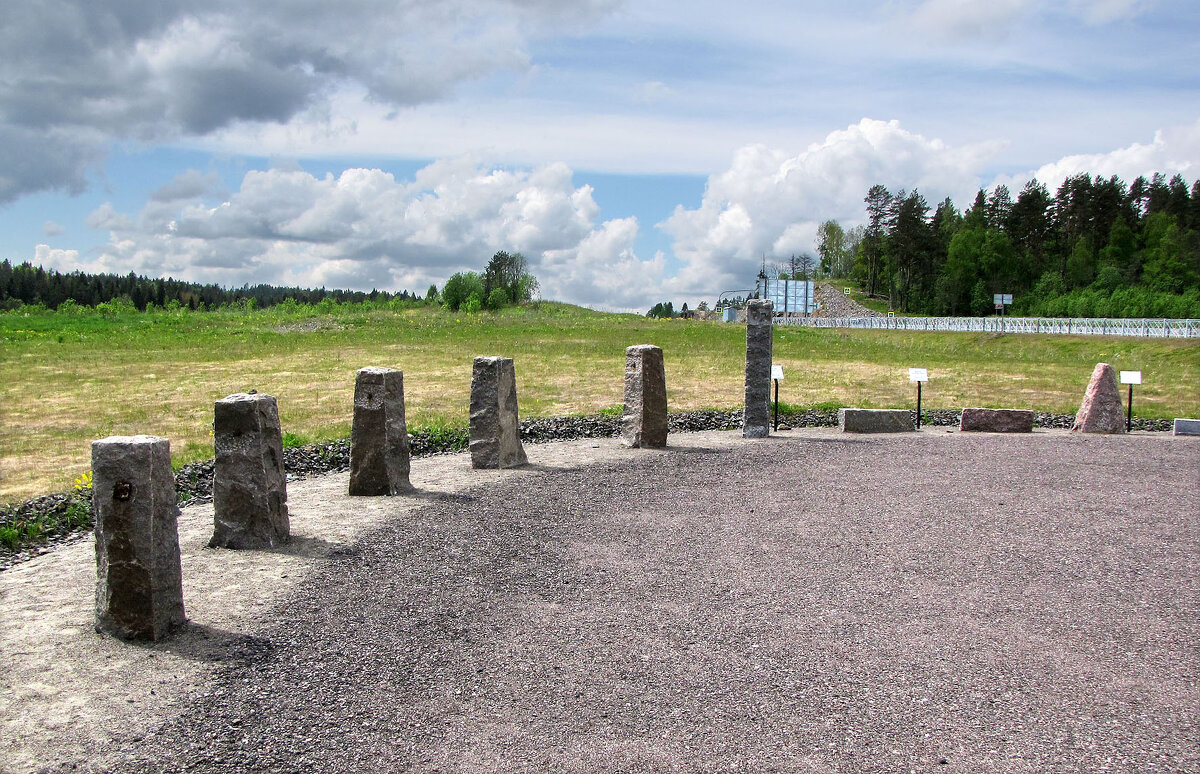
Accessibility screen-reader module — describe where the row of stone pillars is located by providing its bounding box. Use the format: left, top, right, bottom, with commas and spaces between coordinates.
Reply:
92, 335, 738, 641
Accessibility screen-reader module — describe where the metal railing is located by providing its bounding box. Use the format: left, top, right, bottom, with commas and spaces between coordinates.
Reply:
775, 316, 1200, 338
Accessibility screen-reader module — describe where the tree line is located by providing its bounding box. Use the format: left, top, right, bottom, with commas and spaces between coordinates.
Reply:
0, 260, 425, 311
817, 172, 1200, 318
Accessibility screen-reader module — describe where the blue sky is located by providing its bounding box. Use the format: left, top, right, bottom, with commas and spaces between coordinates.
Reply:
2, 0, 1198, 310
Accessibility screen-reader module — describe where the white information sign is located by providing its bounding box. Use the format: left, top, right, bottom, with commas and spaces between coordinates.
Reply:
994, 293, 1014, 305
771, 365, 784, 381
908, 368, 928, 382
1119, 370, 1142, 385
1003, 294, 1013, 304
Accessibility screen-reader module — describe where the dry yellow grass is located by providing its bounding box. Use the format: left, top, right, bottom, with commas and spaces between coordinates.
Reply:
2, 302, 1197, 503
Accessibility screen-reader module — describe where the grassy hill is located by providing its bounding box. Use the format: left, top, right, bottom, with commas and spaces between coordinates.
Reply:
2, 299, 1197, 502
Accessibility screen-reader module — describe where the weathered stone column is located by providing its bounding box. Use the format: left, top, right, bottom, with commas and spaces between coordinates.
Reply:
622, 344, 668, 448
349, 367, 413, 495
470, 356, 528, 469
210, 392, 290, 548
1072, 363, 1126, 434
92, 435, 186, 641
743, 299, 774, 438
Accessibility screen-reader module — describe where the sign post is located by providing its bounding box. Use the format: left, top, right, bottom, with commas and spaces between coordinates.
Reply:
1120, 371, 1142, 431
908, 368, 928, 428
771, 365, 784, 431
993, 293, 1013, 330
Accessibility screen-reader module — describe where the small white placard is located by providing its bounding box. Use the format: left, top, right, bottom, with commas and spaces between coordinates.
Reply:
908, 368, 928, 382
1003, 294, 1013, 304
771, 365, 784, 381
1120, 370, 1142, 385
993, 293, 1003, 304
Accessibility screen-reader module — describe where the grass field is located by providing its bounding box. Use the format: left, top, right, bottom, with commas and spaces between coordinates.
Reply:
2, 300, 1198, 503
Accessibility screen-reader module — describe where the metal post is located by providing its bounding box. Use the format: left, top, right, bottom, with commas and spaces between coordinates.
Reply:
916, 382, 922, 429
1127, 384, 1133, 432
773, 378, 779, 431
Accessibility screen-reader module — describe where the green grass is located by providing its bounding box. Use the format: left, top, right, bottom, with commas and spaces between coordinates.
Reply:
2, 300, 1197, 503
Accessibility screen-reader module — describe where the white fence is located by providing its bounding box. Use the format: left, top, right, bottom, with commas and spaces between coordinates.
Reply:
775, 316, 1200, 338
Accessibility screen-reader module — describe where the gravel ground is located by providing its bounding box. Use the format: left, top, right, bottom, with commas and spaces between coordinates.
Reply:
20, 428, 1194, 773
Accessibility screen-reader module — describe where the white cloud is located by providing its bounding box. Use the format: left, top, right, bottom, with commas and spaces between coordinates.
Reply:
1025, 120, 1199, 187
42, 220, 64, 237
84, 156, 665, 311
660, 119, 1003, 298
0, 0, 618, 202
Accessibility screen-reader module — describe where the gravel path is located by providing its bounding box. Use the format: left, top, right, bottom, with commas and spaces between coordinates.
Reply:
8, 429, 1200, 773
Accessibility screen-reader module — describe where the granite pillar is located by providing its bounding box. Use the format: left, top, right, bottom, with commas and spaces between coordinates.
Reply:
92, 435, 186, 641
469, 357, 528, 469
622, 344, 668, 448
349, 367, 413, 495
743, 299, 774, 438
210, 392, 290, 548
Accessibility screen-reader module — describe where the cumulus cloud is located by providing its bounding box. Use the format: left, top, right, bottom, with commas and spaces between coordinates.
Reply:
1014, 119, 1200, 189
0, 0, 617, 203
659, 119, 1002, 298
42, 221, 64, 237
84, 156, 663, 310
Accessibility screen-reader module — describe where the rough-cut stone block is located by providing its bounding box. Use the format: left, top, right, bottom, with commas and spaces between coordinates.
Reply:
210, 393, 290, 548
1072, 363, 1126, 434
1174, 418, 1200, 436
350, 367, 413, 495
959, 408, 1035, 433
839, 408, 914, 433
470, 357, 528, 469
622, 345, 668, 448
743, 299, 774, 438
92, 435, 186, 641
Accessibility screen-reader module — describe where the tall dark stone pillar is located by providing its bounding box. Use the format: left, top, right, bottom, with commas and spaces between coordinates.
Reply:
349, 367, 413, 495
92, 435, 186, 641
210, 392, 290, 548
743, 299, 774, 438
469, 357, 528, 469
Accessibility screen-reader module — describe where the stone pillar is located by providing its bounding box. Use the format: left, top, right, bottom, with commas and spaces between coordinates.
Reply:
470, 357, 528, 469
1072, 363, 1126, 434
349, 367, 413, 495
210, 393, 290, 548
92, 435, 186, 641
622, 344, 668, 448
743, 299, 774, 438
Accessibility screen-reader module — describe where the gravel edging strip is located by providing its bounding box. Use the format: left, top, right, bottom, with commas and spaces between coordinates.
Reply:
0, 408, 1174, 570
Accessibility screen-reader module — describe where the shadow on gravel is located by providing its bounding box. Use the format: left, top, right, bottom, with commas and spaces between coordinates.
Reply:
240, 534, 350, 559
142, 623, 274, 666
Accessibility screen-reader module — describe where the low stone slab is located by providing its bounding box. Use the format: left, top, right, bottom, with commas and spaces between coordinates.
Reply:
622, 345, 668, 448
92, 435, 187, 641
959, 408, 1035, 433
1072, 363, 1126, 434
839, 408, 914, 433
1174, 418, 1200, 436
470, 356, 528, 469
349, 367, 413, 495
210, 392, 290, 548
